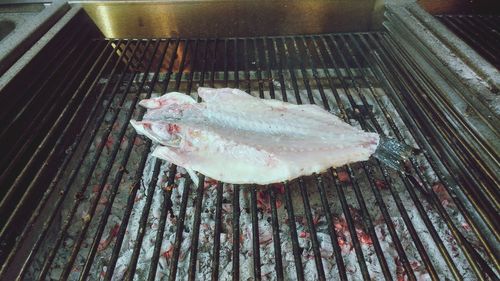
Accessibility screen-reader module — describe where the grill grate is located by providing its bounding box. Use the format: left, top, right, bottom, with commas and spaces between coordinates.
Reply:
436, 14, 500, 69
0, 33, 498, 281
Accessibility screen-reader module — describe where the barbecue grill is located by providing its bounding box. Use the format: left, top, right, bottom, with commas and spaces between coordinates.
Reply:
0, 1, 498, 280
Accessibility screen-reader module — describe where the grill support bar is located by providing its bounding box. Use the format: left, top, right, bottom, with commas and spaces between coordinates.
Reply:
370, 34, 496, 280
0, 38, 108, 280
2, 33, 497, 281
37, 40, 143, 280
253, 37, 286, 279
60, 39, 160, 280
3, 38, 120, 280
101, 38, 181, 281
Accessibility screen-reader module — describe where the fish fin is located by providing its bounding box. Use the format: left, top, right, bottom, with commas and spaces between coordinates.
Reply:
138, 92, 196, 109
198, 87, 252, 103
152, 146, 198, 186
152, 146, 185, 165
185, 168, 200, 187
372, 136, 420, 171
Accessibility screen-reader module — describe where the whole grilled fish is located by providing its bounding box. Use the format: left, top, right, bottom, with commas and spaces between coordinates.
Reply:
130, 87, 379, 184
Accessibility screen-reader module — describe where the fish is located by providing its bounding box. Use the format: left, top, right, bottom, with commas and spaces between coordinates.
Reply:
130, 87, 379, 184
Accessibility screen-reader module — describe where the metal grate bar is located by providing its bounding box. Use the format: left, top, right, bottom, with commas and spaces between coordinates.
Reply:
375, 30, 496, 232
281, 38, 328, 281
271, 38, 288, 102
0, 24, 90, 154
261, 39, 276, 100
392, 26, 500, 207
478, 16, 500, 45
269, 188, 285, 279
242, 39, 263, 281
253, 37, 285, 279
231, 39, 241, 281
147, 165, 176, 281
2, 32, 498, 281
305, 35, 375, 281
316, 34, 412, 280
370, 33, 497, 280
0, 38, 108, 279
62, 39, 159, 280
333, 171, 373, 279
342, 33, 440, 280
280, 38, 302, 104
232, 185, 241, 281
0, 21, 87, 125
250, 187, 263, 281
167, 173, 192, 281
298, 180, 327, 281
101, 38, 180, 281
37, 39, 144, 280
187, 39, 202, 94
161, 39, 193, 281
269, 37, 305, 280
283, 183, 305, 281
210, 182, 224, 281
316, 35, 395, 280
187, 39, 207, 281
80, 40, 155, 278
128, 40, 182, 280
307, 37, 364, 281
375, 32, 500, 265
436, 15, 500, 68
447, 16, 498, 59
233, 39, 239, 88
297, 37, 330, 110
139, 40, 174, 281
8, 39, 121, 280
243, 38, 252, 93
330, 34, 418, 280
344, 32, 439, 278
122, 158, 163, 281
210, 39, 232, 281
79, 40, 165, 279
209, 39, 218, 87
223, 39, 229, 87
314, 177, 348, 280
188, 174, 206, 280
308, 35, 380, 280
0, 25, 93, 214
466, 16, 500, 53
367, 42, 480, 279
252, 39, 265, 99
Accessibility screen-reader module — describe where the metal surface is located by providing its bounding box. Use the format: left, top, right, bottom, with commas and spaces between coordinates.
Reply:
0, 31, 498, 280
384, 4, 500, 225
78, 0, 383, 38
0, 1, 68, 79
417, 0, 500, 15
437, 14, 500, 69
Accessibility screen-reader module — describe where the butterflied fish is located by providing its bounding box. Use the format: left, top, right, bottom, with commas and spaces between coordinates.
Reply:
130, 87, 379, 184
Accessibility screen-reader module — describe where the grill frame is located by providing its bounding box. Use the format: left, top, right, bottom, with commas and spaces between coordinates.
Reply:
0, 2, 499, 280
0, 24, 498, 280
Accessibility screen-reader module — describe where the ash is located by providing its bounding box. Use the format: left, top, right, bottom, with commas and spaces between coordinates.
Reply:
30, 81, 495, 281
102, 150, 487, 281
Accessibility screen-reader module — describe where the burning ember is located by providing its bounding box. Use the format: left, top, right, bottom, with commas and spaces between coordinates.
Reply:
24, 70, 495, 280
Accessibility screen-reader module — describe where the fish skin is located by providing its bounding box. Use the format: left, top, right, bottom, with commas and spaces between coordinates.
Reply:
130, 87, 379, 184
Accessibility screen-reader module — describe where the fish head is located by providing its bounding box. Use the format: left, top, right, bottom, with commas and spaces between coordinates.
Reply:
130, 120, 182, 147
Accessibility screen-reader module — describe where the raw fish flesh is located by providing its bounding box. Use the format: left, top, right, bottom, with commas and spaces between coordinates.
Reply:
130, 87, 379, 184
